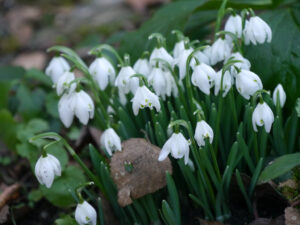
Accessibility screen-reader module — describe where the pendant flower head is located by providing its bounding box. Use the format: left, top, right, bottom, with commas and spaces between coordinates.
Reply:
56, 71, 76, 96
148, 67, 167, 99
58, 90, 94, 128
235, 70, 263, 100
214, 70, 232, 97
115, 66, 138, 94
177, 48, 195, 80
272, 84, 286, 108
45, 56, 70, 85
226, 52, 251, 76
194, 50, 210, 65
88, 57, 116, 90
224, 14, 243, 40
158, 132, 190, 165
210, 38, 232, 65
75, 201, 97, 225
191, 63, 216, 95
173, 40, 185, 59
194, 121, 214, 147
244, 16, 272, 45
34, 153, 61, 188
133, 58, 151, 77
149, 47, 174, 67
252, 102, 274, 133
100, 128, 122, 156
131, 85, 161, 116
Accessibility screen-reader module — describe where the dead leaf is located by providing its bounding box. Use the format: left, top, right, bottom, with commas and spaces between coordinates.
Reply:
126, 0, 170, 12
12, 52, 47, 70
110, 138, 172, 207
0, 183, 20, 210
0, 205, 9, 224
249, 216, 284, 225
285, 207, 300, 225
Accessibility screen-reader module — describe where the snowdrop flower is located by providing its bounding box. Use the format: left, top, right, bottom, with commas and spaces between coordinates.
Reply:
191, 63, 216, 95
133, 58, 151, 77
272, 84, 286, 108
35, 153, 61, 188
165, 71, 178, 98
214, 70, 232, 97
100, 128, 121, 156
252, 102, 274, 133
244, 16, 272, 45
149, 47, 174, 67
75, 201, 97, 225
158, 133, 190, 165
235, 69, 262, 100
173, 40, 185, 58
45, 57, 70, 85
115, 66, 138, 94
194, 121, 214, 147
131, 85, 161, 116
56, 71, 76, 96
58, 91, 94, 128
203, 46, 213, 65
148, 67, 167, 99
227, 52, 251, 76
194, 50, 210, 65
210, 38, 232, 65
224, 15, 243, 41
177, 48, 195, 80
88, 57, 115, 90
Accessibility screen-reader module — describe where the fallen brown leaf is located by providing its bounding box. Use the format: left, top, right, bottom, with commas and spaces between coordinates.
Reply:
285, 207, 300, 225
0, 183, 21, 210
126, 0, 170, 12
12, 51, 47, 70
0, 205, 9, 224
249, 216, 284, 225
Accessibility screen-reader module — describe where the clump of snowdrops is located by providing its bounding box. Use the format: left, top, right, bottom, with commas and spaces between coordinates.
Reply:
30, 4, 299, 225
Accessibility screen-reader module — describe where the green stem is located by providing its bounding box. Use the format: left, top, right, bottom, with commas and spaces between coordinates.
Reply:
209, 141, 222, 181
214, 0, 229, 40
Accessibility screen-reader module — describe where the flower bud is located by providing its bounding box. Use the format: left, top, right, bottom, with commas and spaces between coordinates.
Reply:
272, 84, 286, 108
75, 201, 97, 225
100, 128, 122, 156
252, 102, 274, 133
194, 121, 214, 147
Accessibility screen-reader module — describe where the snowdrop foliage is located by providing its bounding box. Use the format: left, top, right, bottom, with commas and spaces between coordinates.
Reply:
244, 16, 272, 45
194, 121, 214, 147
45, 56, 70, 85
100, 128, 122, 156
75, 201, 97, 225
191, 63, 216, 95
273, 84, 286, 108
252, 102, 274, 133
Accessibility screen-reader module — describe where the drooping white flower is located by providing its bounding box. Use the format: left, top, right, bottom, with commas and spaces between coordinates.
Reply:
244, 16, 272, 45
194, 50, 210, 65
252, 102, 274, 133
226, 52, 251, 76
177, 48, 195, 80
131, 85, 161, 116
75, 201, 97, 225
194, 121, 214, 147
58, 90, 94, 128
173, 40, 185, 58
56, 71, 76, 96
149, 47, 174, 67
224, 14, 243, 41
165, 70, 178, 98
45, 57, 70, 85
214, 70, 232, 97
272, 84, 286, 108
100, 128, 122, 156
133, 58, 151, 77
210, 38, 232, 65
235, 69, 263, 100
191, 63, 216, 95
88, 57, 115, 90
34, 153, 61, 188
203, 46, 213, 65
115, 66, 138, 94
158, 132, 190, 165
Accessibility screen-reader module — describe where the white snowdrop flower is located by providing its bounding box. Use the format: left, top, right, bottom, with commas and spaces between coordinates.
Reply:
210, 38, 232, 65
35, 153, 61, 188
194, 121, 214, 147
148, 67, 167, 99
165, 71, 178, 98
131, 85, 161, 116
133, 58, 151, 77
58, 91, 94, 128
224, 14, 243, 41
227, 52, 251, 76
214, 70, 232, 97
252, 102, 274, 133
203, 46, 212, 65
100, 128, 121, 156
235, 69, 263, 100
118, 89, 128, 105
272, 84, 286, 108
194, 50, 210, 65
149, 47, 174, 67
56, 71, 76, 96
191, 63, 216, 95
244, 16, 272, 45
75, 201, 97, 225
177, 48, 195, 80
158, 133, 190, 165
45, 57, 70, 85
115, 66, 138, 94
173, 40, 185, 58
88, 57, 115, 90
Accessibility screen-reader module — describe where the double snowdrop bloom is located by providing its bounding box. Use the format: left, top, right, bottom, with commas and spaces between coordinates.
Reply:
235, 69, 262, 100
224, 14, 243, 41
191, 63, 216, 95
58, 90, 94, 127
214, 70, 232, 97
177, 48, 195, 80
149, 47, 174, 67
210, 38, 232, 65
173, 40, 185, 58
158, 132, 190, 165
131, 85, 161, 116
75, 201, 97, 225
115, 66, 138, 94
227, 52, 251, 76
88, 57, 116, 90
194, 121, 214, 147
272, 84, 286, 108
100, 128, 122, 156
35, 154, 61, 188
45, 57, 70, 85
252, 101, 274, 133
56, 71, 76, 96
133, 58, 151, 77
244, 16, 272, 45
